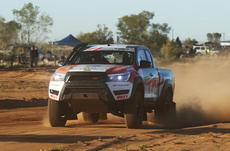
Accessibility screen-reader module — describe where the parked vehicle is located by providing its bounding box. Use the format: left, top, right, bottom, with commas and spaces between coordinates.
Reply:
210, 49, 220, 56
48, 44, 176, 128
193, 45, 209, 55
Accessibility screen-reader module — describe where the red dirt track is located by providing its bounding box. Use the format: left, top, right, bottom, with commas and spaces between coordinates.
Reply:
1, 59, 230, 151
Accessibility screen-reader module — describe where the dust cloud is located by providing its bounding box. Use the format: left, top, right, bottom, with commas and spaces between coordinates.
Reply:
166, 56, 230, 127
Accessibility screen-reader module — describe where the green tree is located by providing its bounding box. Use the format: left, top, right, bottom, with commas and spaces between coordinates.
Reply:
77, 24, 114, 44
117, 11, 171, 56
117, 11, 154, 44
149, 23, 170, 55
175, 37, 182, 49
0, 17, 6, 49
206, 32, 221, 47
213, 32, 221, 43
207, 32, 221, 43
160, 40, 180, 60
183, 38, 198, 48
12, 2, 53, 44
0, 16, 21, 49
207, 33, 213, 43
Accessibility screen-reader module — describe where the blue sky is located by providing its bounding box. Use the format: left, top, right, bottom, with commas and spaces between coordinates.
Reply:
1, 0, 230, 42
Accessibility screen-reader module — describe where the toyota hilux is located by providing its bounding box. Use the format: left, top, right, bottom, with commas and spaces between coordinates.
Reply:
48, 44, 176, 128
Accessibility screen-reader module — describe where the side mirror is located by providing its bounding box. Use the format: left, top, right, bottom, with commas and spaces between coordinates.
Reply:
140, 60, 151, 68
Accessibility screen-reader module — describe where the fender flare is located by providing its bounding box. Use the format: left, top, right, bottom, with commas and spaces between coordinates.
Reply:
162, 79, 174, 93
157, 79, 174, 103
130, 76, 145, 98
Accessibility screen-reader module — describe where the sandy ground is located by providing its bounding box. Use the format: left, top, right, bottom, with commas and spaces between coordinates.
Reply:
1, 57, 230, 151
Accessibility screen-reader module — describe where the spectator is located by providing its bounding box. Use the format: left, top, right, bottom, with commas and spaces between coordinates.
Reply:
30, 46, 34, 67
34, 47, 39, 67
30, 45, 39, 67
206, 48, 210, 55
18, 48, 22, 64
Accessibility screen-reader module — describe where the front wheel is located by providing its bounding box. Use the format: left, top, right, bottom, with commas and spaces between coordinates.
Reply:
48, 99, 67, 127
124, 90, 144, 129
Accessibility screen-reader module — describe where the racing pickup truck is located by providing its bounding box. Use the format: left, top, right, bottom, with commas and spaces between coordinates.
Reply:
48, 44, 176, 128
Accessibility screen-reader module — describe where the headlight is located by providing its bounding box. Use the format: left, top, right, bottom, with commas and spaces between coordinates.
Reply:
52, 72, 66, 81
108, 72, 131, 82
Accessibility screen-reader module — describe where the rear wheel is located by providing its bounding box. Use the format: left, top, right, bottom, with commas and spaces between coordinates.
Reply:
48, 99, 67, 127
155, 89, 176, 122
196, 53, 203, 57
124, 90, 144, 129
82, 112, 99, 123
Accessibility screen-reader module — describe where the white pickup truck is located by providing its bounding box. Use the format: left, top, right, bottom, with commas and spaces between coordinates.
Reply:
48, 44, 176, 128
193, 45, 220, 56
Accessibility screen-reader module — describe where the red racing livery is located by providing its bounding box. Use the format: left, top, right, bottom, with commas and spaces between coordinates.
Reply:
48, 44, 176, 128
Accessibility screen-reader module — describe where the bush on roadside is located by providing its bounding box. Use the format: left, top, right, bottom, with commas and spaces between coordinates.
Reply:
160, 40, 181, 60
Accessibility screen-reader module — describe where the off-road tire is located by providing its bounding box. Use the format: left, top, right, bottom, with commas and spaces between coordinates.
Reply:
48, 99, 67, 127
155, 88, 176, 122
196, 53, 203, 57
82, 112, 99, 123
124, 90, 144, 129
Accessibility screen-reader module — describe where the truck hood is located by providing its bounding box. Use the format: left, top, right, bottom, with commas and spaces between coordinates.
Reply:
56, 64, 134, 73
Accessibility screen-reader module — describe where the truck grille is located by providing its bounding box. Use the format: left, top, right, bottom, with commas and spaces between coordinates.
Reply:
65, 72, 108, 88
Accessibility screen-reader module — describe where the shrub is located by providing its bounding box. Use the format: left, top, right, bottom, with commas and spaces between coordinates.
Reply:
160, 40, 180, 60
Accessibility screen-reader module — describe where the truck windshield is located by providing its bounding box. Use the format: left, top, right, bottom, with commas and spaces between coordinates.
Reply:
71, 51, 134, 65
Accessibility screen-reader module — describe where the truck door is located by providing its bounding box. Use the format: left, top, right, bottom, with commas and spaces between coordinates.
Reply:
145, 49, 159, 99
137, 49, 153, 99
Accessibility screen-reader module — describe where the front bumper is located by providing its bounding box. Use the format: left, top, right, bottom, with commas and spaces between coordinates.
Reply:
48, 72, 133, 102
